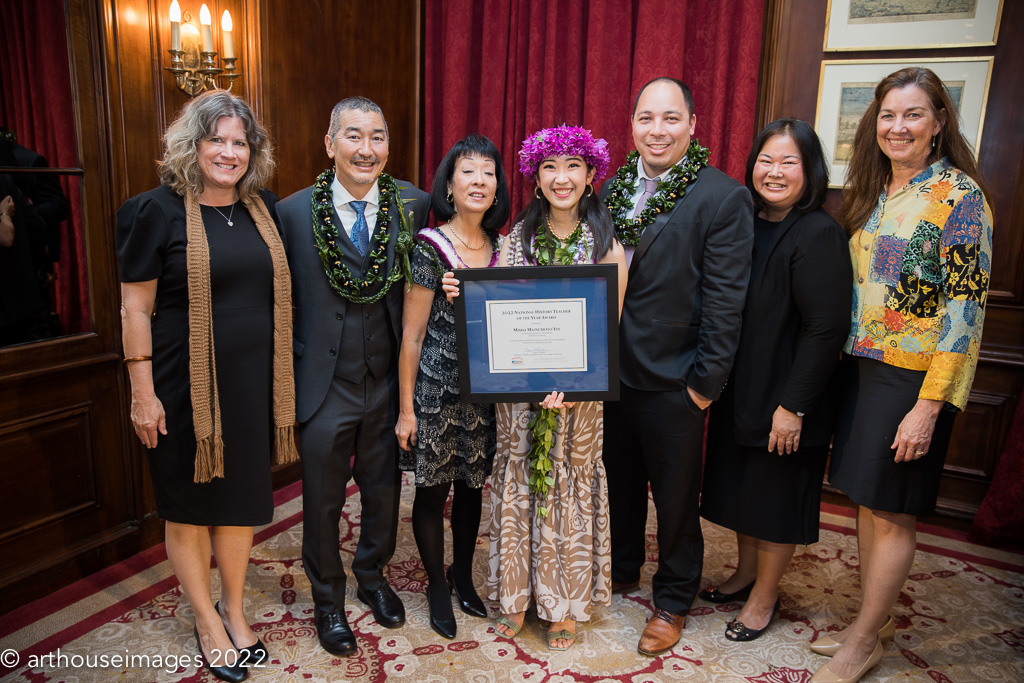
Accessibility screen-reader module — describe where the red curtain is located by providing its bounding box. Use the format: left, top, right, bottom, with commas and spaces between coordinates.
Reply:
0, 0, 88, 335
423, 0, 765, 223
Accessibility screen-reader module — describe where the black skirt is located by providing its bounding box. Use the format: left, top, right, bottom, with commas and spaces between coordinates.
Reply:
702, 438, 828, 545
829, 355, 956, 517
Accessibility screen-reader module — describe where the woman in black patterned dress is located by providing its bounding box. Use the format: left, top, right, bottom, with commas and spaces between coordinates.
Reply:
397, 134, 510, 639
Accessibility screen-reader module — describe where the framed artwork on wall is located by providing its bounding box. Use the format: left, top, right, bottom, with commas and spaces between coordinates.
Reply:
814, 57, 993, 188
824, 0, 1003, 51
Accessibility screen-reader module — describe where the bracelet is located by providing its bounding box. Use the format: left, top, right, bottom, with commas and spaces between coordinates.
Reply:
122, 356, 153, 363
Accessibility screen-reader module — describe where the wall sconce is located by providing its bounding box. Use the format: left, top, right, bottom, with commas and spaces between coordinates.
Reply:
164, 1, 240, 96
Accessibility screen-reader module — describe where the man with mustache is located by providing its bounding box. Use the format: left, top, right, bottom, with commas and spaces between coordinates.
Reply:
277, 96, 430, 656
600, 77, 753, 656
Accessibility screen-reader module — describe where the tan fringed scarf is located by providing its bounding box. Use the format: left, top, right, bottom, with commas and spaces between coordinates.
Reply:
184, 190, 300, 483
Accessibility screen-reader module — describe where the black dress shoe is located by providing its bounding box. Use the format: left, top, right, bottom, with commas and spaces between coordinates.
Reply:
215, 601, 268, 666
724, 598, 781, 642
447, 566, 487, 618
314, 609, 357, 656
698, 581, 754, 604
193, 625, 248, 682
357, 583, 406, 628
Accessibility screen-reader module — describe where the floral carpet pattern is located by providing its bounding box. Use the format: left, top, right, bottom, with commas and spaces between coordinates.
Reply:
1, 475, 1022, 682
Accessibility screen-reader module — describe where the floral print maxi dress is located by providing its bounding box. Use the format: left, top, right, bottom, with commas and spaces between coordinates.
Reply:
485, 220, 612, 623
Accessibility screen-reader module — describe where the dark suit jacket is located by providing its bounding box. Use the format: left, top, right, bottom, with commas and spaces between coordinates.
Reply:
719, 207, 852, 448
601, 163, 754, 399
277, 179, 430, 423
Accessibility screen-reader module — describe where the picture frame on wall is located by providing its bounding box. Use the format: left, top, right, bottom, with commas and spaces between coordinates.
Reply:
814, 57, 993, 188
824, 0, 1003, 51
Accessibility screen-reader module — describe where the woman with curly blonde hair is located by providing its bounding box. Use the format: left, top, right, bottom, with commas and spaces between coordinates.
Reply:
116, 90, 297, 682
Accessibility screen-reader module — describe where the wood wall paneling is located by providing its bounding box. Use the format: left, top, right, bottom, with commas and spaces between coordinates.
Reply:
0, 356, 134, 612
259, 0, 422, 199
1, 0, 425, 614
760, 0, 1024, 520
0, 405, 96, 538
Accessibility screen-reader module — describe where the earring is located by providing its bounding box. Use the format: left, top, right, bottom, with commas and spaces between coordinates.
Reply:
931, 136, 937, 149
534, 187, 542, 200
584, 184, 595, 198
493, 195, 498, 206
447, 191, 453, 203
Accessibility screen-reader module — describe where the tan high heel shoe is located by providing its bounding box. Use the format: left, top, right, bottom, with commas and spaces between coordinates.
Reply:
809, 638, 883, 682
810, 615, 894, 656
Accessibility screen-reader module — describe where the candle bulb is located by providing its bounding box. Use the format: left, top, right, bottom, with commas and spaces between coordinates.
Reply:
199, 3, 213, 53
221, 10, 234, 59
169, 0, 181, 51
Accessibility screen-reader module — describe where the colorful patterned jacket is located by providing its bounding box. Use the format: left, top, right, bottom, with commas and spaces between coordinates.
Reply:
844, 158, 992, 410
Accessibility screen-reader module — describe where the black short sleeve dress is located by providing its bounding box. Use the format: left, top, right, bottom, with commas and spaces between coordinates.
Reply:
397, 231, 498, 488
116, 184, 280, 526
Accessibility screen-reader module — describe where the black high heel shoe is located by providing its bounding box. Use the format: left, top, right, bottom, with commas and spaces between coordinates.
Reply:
193, 625, 248, 682
215, 601, 269, 666
446, 566, 487, 618
724, 597, 781, 642
427, 582, 457, 640
698, 581, 755, 604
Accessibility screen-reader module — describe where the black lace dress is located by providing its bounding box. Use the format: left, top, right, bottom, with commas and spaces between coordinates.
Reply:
398, 228, 498, 487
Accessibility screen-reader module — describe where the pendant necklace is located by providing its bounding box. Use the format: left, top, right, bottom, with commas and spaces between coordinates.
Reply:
209, 202, 236, 226
447, 220, 487, 250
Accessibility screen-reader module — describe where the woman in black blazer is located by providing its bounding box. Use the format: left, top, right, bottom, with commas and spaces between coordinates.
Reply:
699, 119, 852, 642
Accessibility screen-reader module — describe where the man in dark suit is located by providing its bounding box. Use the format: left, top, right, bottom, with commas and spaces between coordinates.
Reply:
277, 97, 430, 656
600, 77, 754, 656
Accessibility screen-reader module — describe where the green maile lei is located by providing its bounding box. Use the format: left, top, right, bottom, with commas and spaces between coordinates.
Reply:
526, 218, 588, 518
603, 140, 710, 246
311, 168, 416, 304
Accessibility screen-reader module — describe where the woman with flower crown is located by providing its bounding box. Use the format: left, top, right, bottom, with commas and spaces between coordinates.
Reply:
485, 125, 627, 651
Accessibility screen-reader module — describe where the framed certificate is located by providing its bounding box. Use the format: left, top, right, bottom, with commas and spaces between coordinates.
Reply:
453, 264, 619, 403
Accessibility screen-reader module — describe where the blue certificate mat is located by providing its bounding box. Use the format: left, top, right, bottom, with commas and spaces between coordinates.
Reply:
454, 264, 619, 403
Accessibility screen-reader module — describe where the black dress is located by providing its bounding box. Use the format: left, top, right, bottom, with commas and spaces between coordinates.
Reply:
116, 184, 279, 526
398, 229, 497, 487
701, 211, 852, 545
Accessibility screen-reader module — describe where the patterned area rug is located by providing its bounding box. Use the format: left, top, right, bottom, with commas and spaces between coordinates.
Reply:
2, 475, 1022, 682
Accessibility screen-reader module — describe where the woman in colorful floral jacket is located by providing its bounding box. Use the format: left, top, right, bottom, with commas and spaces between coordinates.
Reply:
810, 67, 993, 683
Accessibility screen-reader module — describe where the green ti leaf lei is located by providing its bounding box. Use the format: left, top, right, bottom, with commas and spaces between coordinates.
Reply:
526, 218, 585, 518
603, 140, 709, 246
526, 407, 559, 518
532, 217, 584, 267
311, 168, 416, 304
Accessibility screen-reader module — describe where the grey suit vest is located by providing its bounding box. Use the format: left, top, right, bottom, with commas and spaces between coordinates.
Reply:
332, 213, 394, 382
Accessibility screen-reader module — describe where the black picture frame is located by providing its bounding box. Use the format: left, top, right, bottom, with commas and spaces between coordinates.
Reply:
453, 263, 620, 403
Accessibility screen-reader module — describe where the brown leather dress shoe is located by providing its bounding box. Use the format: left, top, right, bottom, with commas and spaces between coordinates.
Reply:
611, 579, 640, 594
637, 608, 685, 656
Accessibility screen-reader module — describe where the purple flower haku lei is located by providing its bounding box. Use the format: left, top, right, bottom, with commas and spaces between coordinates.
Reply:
518, 124, 610, 180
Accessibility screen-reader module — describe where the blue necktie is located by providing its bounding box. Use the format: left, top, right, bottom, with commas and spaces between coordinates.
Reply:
350, 200, 369, 256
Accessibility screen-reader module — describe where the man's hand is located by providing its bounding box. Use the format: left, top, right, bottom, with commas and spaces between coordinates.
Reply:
687, 385, 712, 410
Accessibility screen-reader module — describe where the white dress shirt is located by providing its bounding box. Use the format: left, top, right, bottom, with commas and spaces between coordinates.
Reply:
624, 156, 675, 267
331, 175, 381, 240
